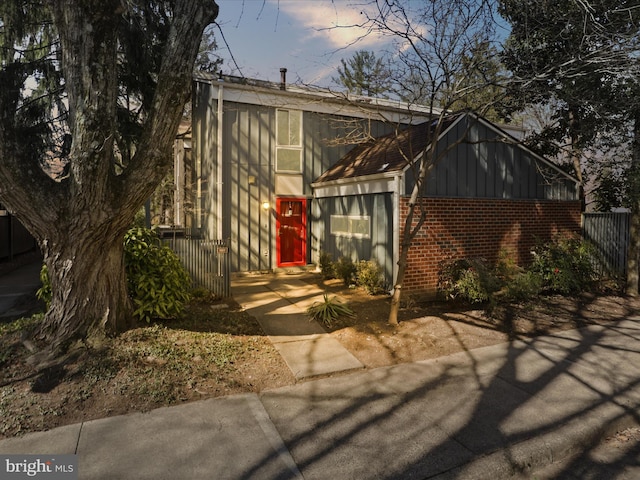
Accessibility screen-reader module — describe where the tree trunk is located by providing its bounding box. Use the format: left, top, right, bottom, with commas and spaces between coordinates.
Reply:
388, 245, 409, 326
388, 167, 430, 326
626, 112, 640, 296
29, 221, 133, 369
0, 0, 219, 368
627, 208, 640, 297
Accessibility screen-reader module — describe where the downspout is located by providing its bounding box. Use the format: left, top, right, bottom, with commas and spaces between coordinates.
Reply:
392, 174, 401, 294
216, 82, 224, 239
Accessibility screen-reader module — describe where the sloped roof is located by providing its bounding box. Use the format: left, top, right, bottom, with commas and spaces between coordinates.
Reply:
314, 114, 462, 184
314, 112, 579, 187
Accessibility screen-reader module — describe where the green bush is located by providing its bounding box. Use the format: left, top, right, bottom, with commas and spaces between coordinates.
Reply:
37, 227, 192, 323
356, 260, 384, 295
334, 256, 357, 286
36, 264, 52, 308
318, 251, 335, 279
438, 258, 500, 304
494, 250, 542, 302
124, 227, 192, 322
306, 293, 354, 328
529, 237, 598, 294
503, 271, 543, 301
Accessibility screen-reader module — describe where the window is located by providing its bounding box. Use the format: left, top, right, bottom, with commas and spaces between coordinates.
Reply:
276, 109, 302, 172
330, 215, 370, 239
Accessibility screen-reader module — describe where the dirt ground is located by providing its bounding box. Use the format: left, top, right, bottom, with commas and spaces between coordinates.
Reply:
313, 276, 640, 368
1, 273, 639, 439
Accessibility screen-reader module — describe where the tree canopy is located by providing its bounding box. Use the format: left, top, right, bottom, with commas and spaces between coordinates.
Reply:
499, 0, 640, 186
332, 50, 392, 98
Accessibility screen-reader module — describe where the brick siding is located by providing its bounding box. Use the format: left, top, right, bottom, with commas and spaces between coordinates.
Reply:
399, 197, 582, 297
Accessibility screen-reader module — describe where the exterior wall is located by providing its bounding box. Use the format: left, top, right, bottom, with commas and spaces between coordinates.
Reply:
312, 193, 394, 287
399, 197, 582, 297
193, 79, 397, 273
406, 117, 578, 201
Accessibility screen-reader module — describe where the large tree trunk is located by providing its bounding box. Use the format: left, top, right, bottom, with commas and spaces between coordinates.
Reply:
31, 222, 133, 368
626, 112, 640, 296
388, 220, 413, 326
388, 161, 431, 326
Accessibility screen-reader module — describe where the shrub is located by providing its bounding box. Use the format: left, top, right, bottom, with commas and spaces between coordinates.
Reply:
318, 251, 335, 279
36, 264, 52, 308
124, 227, 192, 322
39, 228, 193, 323
438, 258, 500, 304
493, 250, 542, 302
334, 256, 357, 286
529, 237, 598, 294
306, 293, 354, 328
356, 260, 384, 295
503, 271, 543, 301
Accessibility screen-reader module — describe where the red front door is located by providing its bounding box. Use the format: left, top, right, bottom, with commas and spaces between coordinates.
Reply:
276, 198, 306, 267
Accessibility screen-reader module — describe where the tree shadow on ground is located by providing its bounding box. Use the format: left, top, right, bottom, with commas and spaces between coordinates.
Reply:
235, 295, 640, 479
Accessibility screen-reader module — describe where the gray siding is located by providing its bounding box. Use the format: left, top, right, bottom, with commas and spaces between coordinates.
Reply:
416, 117, 578, 200
193, 80, 395, 272
224, 102, 273, 272
312, 193, 394, 288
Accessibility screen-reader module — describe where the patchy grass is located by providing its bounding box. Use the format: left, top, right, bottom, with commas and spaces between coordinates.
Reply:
0, 300, 294, 439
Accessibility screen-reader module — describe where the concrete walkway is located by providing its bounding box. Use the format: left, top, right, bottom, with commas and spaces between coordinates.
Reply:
231, 272, 363, 380
1, 268, 640, 479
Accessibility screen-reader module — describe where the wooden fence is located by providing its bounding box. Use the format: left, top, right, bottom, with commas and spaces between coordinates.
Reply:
162, 237, 231, 297
582, 212, 630, 278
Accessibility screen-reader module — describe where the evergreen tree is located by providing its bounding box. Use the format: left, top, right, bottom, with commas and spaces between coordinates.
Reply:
445, 40, 509, 122
333, 50, 391, 97
0, 0, 219, 367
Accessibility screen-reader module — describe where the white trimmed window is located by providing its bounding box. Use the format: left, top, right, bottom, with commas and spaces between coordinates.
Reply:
276, 109, 302, 172
330, 215, 370, 239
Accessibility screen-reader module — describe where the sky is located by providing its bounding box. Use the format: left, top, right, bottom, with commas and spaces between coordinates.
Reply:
213, 0, 395, 88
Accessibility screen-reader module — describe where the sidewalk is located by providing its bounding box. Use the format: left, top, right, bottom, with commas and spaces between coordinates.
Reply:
1, 271, 640, 479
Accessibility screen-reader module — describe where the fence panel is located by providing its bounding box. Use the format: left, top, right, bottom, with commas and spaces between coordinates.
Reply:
163, 237, 230, 297
582, 212, 630, 277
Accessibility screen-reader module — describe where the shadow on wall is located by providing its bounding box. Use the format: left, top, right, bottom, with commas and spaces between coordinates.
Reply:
400, 197, 582, 297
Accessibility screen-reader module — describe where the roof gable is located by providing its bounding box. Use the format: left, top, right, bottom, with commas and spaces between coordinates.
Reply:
314, 112, 579, 187
314, 115, 462, 183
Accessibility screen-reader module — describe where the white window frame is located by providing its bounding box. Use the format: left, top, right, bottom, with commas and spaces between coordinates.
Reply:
330, 215, 371, 239
276, 109, 302, 173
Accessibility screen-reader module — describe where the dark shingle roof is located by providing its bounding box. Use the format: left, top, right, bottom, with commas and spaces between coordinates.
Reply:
315, 114, 461, 183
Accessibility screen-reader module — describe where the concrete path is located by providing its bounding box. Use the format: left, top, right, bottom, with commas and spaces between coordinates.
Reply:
2, 267, 640, 478
231, 272, 364, 380
2, 318, 640, 479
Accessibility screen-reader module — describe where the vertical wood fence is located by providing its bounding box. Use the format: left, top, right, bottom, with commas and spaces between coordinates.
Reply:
163, 237, 231, 297
582, 212, 630, 278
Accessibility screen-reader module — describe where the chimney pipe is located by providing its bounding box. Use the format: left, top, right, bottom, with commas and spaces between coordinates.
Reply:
280, 68, 287, 90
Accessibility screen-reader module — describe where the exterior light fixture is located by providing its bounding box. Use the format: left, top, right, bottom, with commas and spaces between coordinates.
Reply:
261, 201, 270, 210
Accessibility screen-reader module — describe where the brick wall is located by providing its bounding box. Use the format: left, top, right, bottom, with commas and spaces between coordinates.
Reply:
399, 197, 582, 297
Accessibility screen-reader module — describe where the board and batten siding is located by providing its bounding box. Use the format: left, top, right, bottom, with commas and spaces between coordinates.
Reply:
312, 193, 394, 288
411, 117, 578, 201
194, 79, 395, 272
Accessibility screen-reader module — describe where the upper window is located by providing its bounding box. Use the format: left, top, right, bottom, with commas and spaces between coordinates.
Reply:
276, 109, 302, 172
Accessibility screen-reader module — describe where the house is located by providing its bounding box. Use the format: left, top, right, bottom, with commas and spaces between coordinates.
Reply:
312, 113, 581, 296
189, 71, 581, 296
